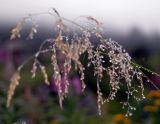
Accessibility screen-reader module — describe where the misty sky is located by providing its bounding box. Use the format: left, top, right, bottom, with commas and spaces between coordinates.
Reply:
1, 0, 160, 33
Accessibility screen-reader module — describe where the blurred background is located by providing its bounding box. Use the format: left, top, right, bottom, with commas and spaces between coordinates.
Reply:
0, 0, 160, 124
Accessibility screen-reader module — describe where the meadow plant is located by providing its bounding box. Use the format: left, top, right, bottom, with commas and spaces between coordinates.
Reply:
7, 8, 160, 116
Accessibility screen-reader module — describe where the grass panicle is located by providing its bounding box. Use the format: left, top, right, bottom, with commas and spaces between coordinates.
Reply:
7, 9, 160, 116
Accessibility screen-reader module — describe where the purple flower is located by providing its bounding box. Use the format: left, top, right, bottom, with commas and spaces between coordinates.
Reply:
50, 75, 82, 95
0, 49, 10, 62
71, 76, 82, 95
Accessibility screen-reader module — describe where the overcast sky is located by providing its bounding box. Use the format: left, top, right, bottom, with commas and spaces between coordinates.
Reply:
1, 0, 160, 33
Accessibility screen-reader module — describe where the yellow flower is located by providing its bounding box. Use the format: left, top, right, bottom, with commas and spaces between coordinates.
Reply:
146, 90, 160, 99
114, 114, 125, 121
154, 99, 160, 106
112, 114, 131, 124
144, 105, 158, 113
50, 120, 59, 124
